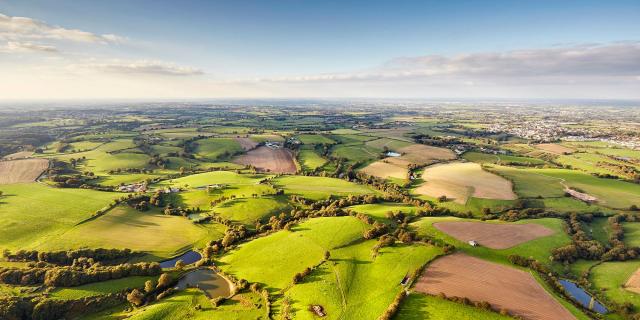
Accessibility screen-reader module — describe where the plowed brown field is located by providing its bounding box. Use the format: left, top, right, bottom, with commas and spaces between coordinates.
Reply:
433, 221, 555, 249
0, 159, 49, 184
234, 146, 296, 173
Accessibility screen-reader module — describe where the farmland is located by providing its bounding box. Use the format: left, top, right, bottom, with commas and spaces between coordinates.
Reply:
1, 103, 639, 320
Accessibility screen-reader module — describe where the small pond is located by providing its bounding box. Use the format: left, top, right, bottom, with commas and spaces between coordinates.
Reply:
559, 279, 607, 314
159, 250, 202, 268
176, 268, 232, 299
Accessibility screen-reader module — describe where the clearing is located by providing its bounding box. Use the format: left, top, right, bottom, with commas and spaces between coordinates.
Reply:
0, 158, 49, 184
433, 221, 555, 249
415, 253, 576, 320
234, 146, 297, 173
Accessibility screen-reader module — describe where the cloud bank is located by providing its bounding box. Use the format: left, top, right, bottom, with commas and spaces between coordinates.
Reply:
70, 60, 204, 76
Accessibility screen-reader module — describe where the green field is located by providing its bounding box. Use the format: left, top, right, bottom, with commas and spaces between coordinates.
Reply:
395, 293, 512, 320
50, 276, 156, 300
365, 137, 413, 150
348, 202, 418, 223
38, 206, 226, 259
219, 217, 369, 290
463, 151, 545, 166
624, 223, 640, 247
590, 260, 640, 308
272, 176, 377, 200
286, 241, 443, 319
194, 138, 244, 161
297, 134, 336, 145
298, 148, 328, 170
214, 196, 291, 226
0, 183, 121, 251
331, 144, 381, 163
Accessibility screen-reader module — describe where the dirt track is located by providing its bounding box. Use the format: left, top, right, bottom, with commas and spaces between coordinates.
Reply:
234, 146, 297, 173
415, 253, 576, 320
235, 137, 258, 151
0, 158, 49, 184
434, 221, 555, 249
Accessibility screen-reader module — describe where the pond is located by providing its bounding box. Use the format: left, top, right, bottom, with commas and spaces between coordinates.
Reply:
176, 268, 232, 298
159, 250, 202, 268
559, 279, 607, 314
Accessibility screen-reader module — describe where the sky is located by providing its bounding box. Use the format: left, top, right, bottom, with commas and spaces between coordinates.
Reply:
0, 0, 639, 100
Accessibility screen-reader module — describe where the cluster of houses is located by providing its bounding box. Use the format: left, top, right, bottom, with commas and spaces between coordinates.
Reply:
118, 183, 147, 193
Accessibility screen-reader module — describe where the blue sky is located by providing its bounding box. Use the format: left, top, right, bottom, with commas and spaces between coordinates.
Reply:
0, 0, 639, 99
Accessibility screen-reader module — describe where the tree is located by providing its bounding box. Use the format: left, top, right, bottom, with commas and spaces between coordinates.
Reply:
144, 280, 155, 293
157, 273, 172, 289
438, 195, 447, 203
175, 259, 185, 270
127, 289, 145, 307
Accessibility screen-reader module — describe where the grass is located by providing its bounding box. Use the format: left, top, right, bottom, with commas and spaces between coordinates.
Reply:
463, 151, 545, 166
272, 176, 377, 200
297, 134, 336, 145
285, 241, 443, 319
38, 206, 226, 259
0, 183, 121, 251
194, 138, 244, 161
50, 276, 156, 300
156, 171, 269, 189
410, 217, 570, 265
590, 260, 640, 309
623, 222, 640, 247
588, 217, 611, 245
348, 203, 418, 223
489, 165, 566, 198
52, 139, 152, 174
219, 217, 370, 290
298, 148, 327, 170
331, 144, 380, 164
365, 138, 413, 150
214, 196, 291, 226
394, 293, 512, 320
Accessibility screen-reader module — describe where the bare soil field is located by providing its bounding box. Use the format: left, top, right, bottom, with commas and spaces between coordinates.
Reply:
0, 159, 49, 184
624, 268, 640, 294
415, 162, 517, 203
360, 160, 407, 179
234, 146, 297, 173
415, 253, 576, 320
235, 137, 259, 151
2, 151, 34, 160
433, 221, 555, 249
386, 144, 456, 167
534, 143, 575, 155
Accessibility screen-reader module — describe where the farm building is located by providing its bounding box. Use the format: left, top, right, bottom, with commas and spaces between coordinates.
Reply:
468, 240, 478, 247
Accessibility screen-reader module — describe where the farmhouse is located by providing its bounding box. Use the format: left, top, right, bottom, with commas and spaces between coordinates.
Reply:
118, 183, 147, 193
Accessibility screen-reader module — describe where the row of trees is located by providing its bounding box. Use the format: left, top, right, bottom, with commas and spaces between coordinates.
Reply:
3, 248, 135, 265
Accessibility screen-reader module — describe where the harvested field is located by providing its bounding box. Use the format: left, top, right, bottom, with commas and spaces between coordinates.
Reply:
2, 151, 33, 160
535, 143, 575, 155
235, 137, 259, 151
0, 159, 49, 184
386, 144, 456, 167
234, 146, 296, 173
360, 160, 407, 179
415, 253, 576, 320
624, 268, 640, 294
415, 162, 517, 204
433, 221, 555, 249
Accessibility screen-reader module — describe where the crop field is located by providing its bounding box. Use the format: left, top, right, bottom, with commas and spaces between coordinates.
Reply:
194, 138, 244, 161
2, 151, 33, 160
330, 144, 381, 163
233, 146, 297, 173
415, 162, 517, 204
297, 148, 327, 170
360, 160, 407, 179
38, 206, 226, 259
396, 293, 513, 320
297, 134, 336, 145
285, 241, 443, 319
234, 137, 258, 150
0, 158, 48, 184
0, 183, 121, 250
433, 220, 555, 249
385, 144, 456, 167
415, 253, 576, 320
534, 143, 575, 155
364, 137, 413, 150
411, 217, 571, 263
462, 151, 545, 166
272, 175, 377, 200
556, 152, 640, 178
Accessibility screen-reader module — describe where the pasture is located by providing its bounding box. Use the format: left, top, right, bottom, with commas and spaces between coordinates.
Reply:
463, 151, 545, 166
285, 241, 443, 319
414, 253, 576, 320
233, 146, 297, 173
348, 202, 417, 223
194, 138, 244, 161
297, 134, 336, 145
38, 206, 226, 259
50, 276, 155, 300
414, 162, 517, 204
272, 175, 377, 200
396, 293, 513, 320
0, 158, 48, 184
297, 148, 327, 170
0, 183, 121, 251
214, 196, 291, 226
590, 260, 640, 308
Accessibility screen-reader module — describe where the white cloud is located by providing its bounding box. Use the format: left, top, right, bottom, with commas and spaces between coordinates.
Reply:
0, 41, 58, 53
0, 12, 125, 44
250, 42, 640, 84
70, 59, 204, 76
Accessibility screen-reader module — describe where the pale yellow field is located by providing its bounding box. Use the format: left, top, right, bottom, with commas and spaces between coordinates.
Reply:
360, 160, 408, 179
0, 159, 49, 184
415, 162, 517, 204
386, 144, 456, 167
534, 143, 575, 155
2, 151, 34, 160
